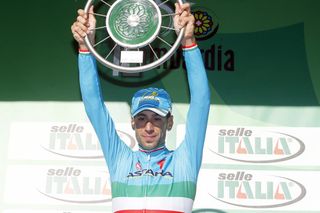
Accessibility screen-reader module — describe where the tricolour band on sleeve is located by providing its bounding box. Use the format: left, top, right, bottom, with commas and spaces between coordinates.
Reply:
78, 49, 91, 54
181, 43, 198, 51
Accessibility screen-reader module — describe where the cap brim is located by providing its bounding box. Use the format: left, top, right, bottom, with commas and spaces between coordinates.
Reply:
132, 107, 168, 117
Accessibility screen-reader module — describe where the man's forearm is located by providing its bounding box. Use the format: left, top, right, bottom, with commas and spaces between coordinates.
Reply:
182, 45, 211, 173
183, 46, 211, 104
78, 52, 112, 154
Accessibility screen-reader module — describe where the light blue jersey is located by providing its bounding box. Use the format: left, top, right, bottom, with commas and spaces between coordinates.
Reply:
78, 47, 210, 213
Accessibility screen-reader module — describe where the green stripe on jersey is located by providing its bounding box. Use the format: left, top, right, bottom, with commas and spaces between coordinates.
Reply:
111, 181, 196, 199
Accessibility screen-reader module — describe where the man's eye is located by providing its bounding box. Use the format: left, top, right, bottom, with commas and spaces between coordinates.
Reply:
137, 116, 145, 121
154, 117, 162, 121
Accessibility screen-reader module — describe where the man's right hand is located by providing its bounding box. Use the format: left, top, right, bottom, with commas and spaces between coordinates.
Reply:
71, 6, 96, 50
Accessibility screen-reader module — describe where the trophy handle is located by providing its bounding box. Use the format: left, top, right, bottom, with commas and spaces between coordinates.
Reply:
83, 0, 185, 73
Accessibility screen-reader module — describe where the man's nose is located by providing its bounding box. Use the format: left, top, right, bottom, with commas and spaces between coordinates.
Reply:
145, 121, 154, 132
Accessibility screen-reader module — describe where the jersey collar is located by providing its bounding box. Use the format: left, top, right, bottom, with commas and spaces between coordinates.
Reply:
139, 145, 166, 154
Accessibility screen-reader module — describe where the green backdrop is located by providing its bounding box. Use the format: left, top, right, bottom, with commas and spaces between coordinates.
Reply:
1, 0, 320, 212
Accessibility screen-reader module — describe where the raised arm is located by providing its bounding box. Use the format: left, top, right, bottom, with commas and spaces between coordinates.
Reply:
71, 7, 131, 173
174, 2, 211, 174
183, 45, 210, 173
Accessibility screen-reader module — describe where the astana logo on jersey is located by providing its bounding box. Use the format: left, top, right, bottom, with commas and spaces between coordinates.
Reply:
127, 158, 173, 178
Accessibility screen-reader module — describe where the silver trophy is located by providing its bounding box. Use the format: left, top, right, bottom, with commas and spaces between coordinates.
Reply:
83, 0, 185, 73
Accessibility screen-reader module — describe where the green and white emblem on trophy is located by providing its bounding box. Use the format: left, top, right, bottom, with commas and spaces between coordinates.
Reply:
83, 0, 185, 73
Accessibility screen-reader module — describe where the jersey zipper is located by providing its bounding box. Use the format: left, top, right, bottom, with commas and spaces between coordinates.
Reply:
144, 154, 151, 212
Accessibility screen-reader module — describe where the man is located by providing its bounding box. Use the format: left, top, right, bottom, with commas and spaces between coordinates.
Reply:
71, 2, 210, 213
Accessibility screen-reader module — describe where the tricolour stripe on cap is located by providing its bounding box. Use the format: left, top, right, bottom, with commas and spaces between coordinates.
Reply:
112, 197, 193, 213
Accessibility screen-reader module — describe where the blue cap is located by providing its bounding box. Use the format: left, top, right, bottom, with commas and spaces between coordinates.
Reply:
131, 87, 172, 117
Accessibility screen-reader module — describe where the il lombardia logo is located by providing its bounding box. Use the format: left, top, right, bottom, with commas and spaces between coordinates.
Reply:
157, 3, 220, 40
211, 171, 306, 208
37, 167, 112, 203
41, 123, 136, 159
209, 127, 305, 163
192, 7, 219, 41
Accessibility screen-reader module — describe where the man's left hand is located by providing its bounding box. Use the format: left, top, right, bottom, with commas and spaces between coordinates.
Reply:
174, 2, 196, 46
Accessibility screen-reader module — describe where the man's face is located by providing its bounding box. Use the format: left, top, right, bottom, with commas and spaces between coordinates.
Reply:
132, 110, 173, 150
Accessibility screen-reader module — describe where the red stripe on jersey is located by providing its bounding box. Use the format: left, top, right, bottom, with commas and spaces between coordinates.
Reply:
115, 210, 183, 213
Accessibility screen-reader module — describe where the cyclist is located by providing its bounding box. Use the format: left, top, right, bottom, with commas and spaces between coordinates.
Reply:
71, 2, 210, 212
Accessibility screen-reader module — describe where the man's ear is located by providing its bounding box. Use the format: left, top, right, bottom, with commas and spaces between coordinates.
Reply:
131, 117, 135, 130
167, 115, 174, 131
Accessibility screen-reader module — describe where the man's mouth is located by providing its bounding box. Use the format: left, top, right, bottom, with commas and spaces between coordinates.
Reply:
142, 135, 157, 141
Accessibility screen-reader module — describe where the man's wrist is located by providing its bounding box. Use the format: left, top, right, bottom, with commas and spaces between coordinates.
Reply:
181, 37, 197, 50
181, 37, 196, 47
79, 44, 88, 51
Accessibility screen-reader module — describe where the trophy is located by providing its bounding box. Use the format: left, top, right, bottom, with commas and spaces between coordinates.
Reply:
83, 0, 185, 73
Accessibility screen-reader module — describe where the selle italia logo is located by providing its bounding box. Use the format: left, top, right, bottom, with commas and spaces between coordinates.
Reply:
210, 127, 305, 163
211, 171, 306, 208
41, 123, 136, 159
37, 167, 112, 203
